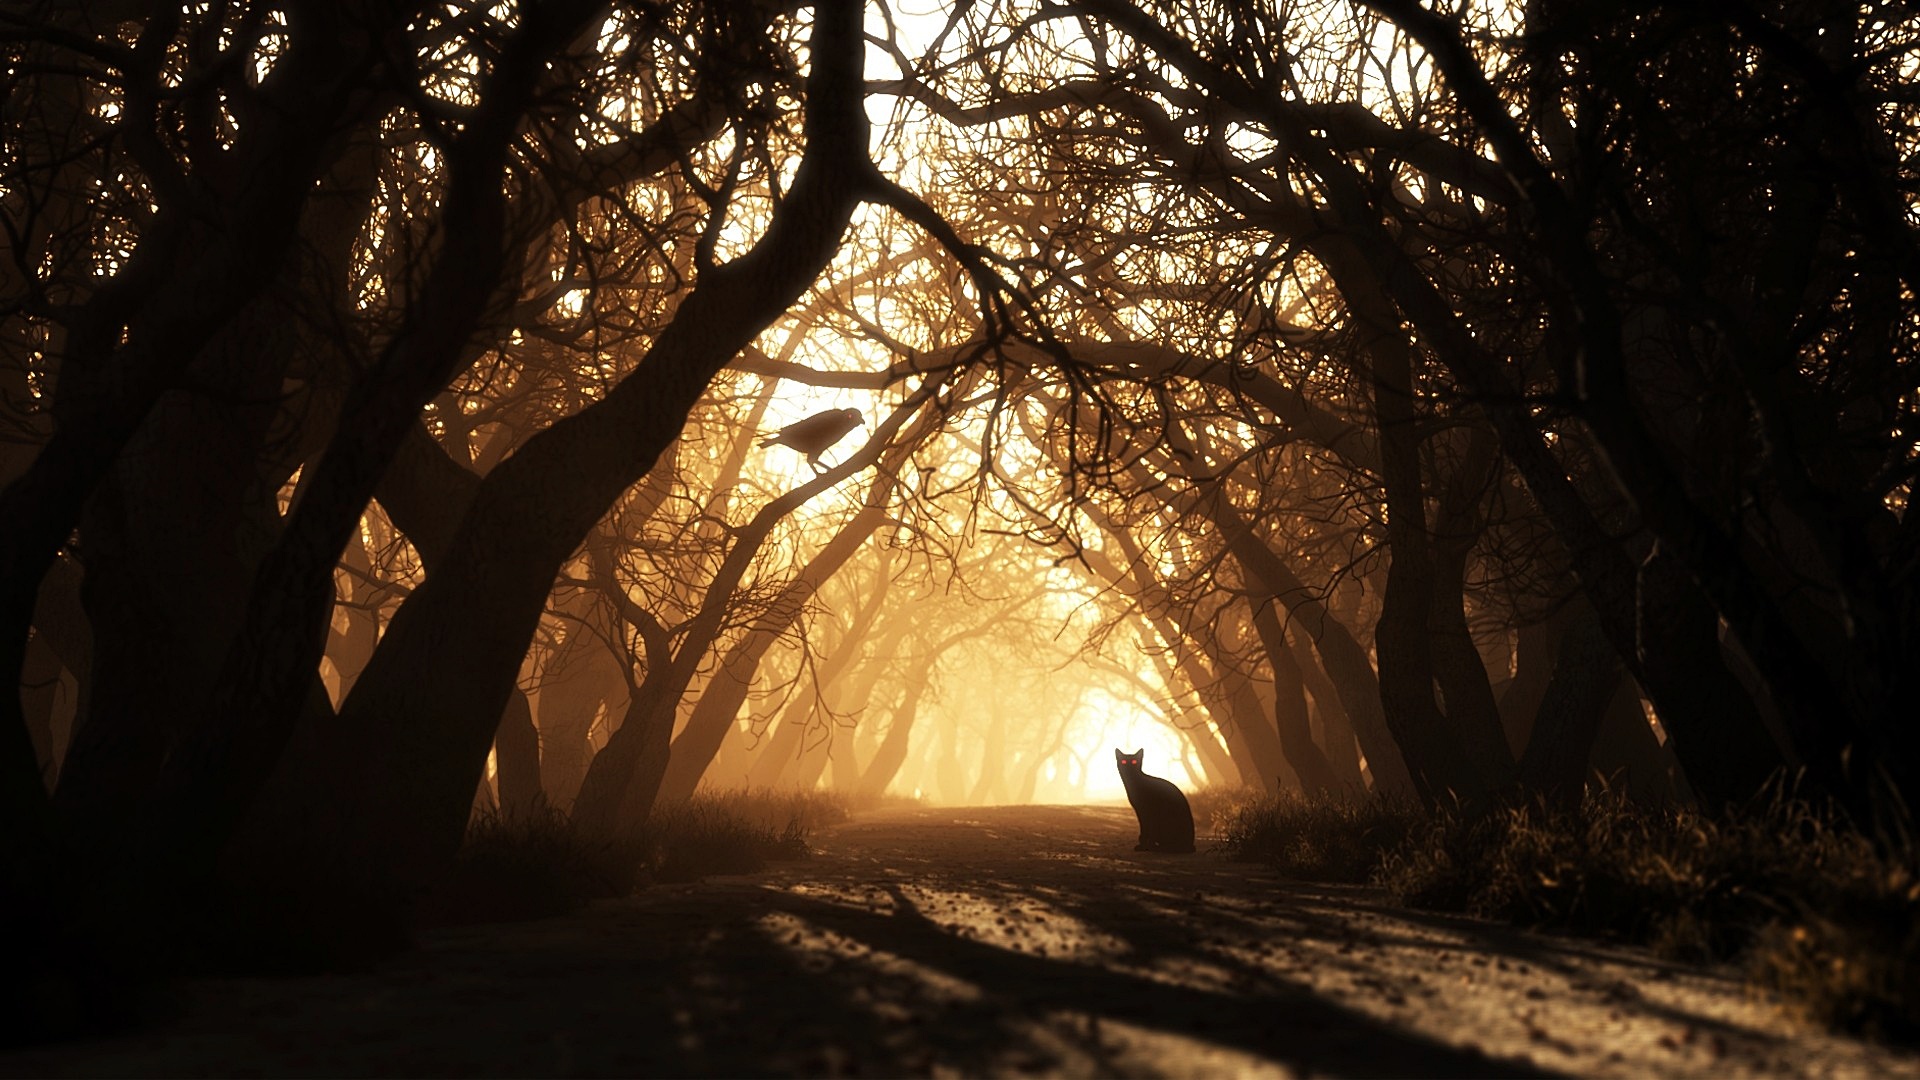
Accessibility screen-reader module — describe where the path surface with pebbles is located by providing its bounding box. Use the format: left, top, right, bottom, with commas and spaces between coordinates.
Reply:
5, 803, 1917, 1077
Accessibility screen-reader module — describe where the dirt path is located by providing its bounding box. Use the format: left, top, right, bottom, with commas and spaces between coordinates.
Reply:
5, 804, 1917, 1077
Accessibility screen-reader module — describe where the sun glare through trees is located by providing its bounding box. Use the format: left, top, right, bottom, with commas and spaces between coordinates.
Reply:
4, 0, 1919, 1071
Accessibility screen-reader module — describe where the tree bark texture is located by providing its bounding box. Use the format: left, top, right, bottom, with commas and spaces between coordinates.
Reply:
234, 0, 877, 926
1254, 603, 1340, 793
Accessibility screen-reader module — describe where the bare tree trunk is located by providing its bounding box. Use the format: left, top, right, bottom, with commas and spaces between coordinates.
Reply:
667, 504, 897, 799
1634, 547, 1789, 804
1286, 628, 1363, 789
704, 716, 752, 790
745, 680, 820, 791
1253, 603, 1339, 793
570, 385, 774, 813
855, 671, 929, 800
1013, 711, 1072, 803
222, 3, 876, 936
1588, 681, 1690, 805
821, 628, 908, 792
1517, 602, 1623, 800
368, 423, 595, 815
493, 691, 542, 813
1220, 662, 1292, 792
1173, 707, 1244, 789
1499, 614, 1563, 757
1425, 427, 1517, 784
935, 719, 968, 804
0, 16, 399, 873
21, 633, 63, 791
1202, 497, 1416, 796
58, 310, 292, 850
966, 709, 1008, 804
533, 636, 627, 809
1144, 627, 1251, 789
1296, 260, 1511, 806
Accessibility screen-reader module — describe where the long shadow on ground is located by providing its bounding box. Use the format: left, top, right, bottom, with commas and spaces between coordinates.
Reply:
4, 803, 1897, 1077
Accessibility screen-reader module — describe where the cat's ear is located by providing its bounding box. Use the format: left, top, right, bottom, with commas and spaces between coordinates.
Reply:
1113, 748, 1123, 761
1132, 747, 1144, 758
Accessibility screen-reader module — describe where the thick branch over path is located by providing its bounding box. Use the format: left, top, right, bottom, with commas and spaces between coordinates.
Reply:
734, 340, 1379, 474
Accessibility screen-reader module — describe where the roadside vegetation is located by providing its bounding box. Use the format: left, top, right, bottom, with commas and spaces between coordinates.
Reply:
423, 789, 856, 928
1217, 788, 1919, 1045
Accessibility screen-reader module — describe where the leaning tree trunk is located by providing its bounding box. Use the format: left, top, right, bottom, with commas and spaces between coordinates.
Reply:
655, 412, 934, 804
856, 670, 932, 799
217, 2, 877, 942
568, 377, 916, 833
1137, 613, 1251, 789
1320, 253, 1513, 806
1253, 603, 1340, 793
1202, 496, 1416, 796
58, 309, 298, 852
1589, 681, 1691, 804
1243, 9, 1836, 810
532, 633, 629, 809
1516, 600, 1623, 801
55, 134, 382, 859
1283, 628, 1363, 789
1498, 611, 1564, 758
1219, 663, 1294, 792
1425, 426, 1517, 782
744, 678, 823, 791
493, 691, 543, 814
744, 549, 899, 793
820, 620, 913, 793
0, 14, 402, 879
1631, 546, 1790, 804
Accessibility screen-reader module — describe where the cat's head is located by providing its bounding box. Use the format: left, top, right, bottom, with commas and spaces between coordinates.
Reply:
1114, 748, 1144, 768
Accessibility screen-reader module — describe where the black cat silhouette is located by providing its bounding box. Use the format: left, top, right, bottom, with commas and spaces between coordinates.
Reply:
1114, 748, 1195, 853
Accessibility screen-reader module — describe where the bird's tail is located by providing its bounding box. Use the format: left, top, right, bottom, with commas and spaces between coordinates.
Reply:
757, 434, 777, 447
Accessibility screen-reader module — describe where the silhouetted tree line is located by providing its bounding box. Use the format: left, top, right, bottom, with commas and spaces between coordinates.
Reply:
2, 0, 1915, 1008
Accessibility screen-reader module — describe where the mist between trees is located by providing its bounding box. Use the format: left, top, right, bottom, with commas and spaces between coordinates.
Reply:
3, 0, 1917, 986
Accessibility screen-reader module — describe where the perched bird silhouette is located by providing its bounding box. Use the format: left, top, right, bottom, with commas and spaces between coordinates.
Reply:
758, 408, 863, 470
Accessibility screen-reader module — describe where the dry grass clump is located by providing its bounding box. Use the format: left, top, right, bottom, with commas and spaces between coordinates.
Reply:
424, 789, 850, 927
1746, 855, 1920, 1043
1184, 785, 1264, 840
427, 799, 616, 927
1216, 789, 1422, 882
682, 786, 854, 837
1376, 792, 1872, 956
634, 788, 847, 884
1374, 789, 1918, 1043
1223, 786, 1918, 1043
1378, 793, 1730, 954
